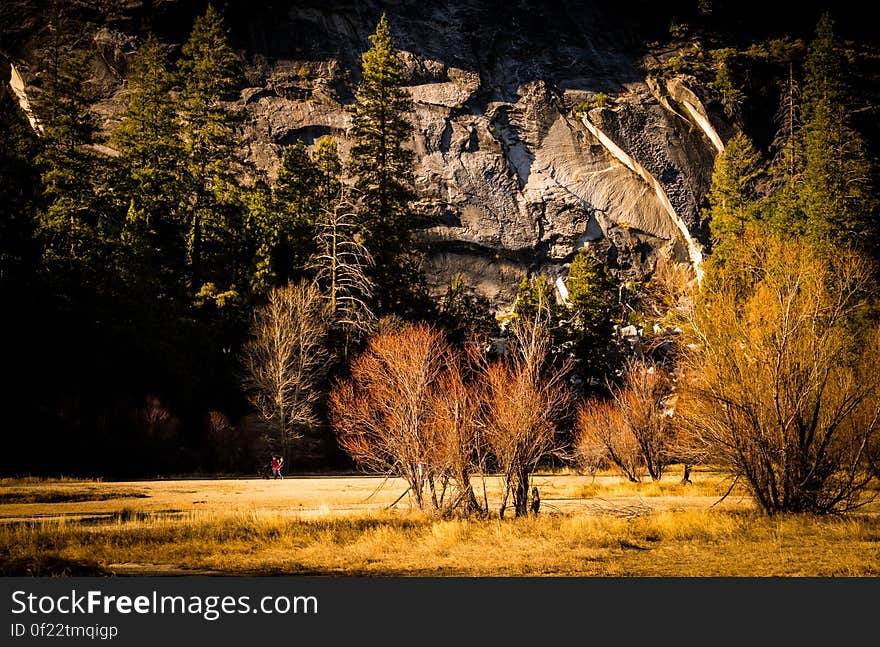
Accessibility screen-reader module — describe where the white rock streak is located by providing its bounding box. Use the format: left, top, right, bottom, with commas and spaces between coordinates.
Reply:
9, 63, 41, 133
665, 77, 725, 154
580, 114, 704, 284
555, 276, 570, 304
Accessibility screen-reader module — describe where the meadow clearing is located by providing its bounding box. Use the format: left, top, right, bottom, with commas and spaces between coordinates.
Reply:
1, 468, 879, 577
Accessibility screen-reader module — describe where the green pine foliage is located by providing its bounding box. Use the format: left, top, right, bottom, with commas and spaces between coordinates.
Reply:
800, 14, 876, 249
564, 249, 623, 387
112, 34, 186, 300
765, 61, 804, 233
514, 275, 561, 323
312, 135, 343, 211
32, 5, 103, 281
706, 132, 764, 255
348, 13, 418, 314
706, 14, 877, 261
177, 3, 245, 300
566, 249, 620, 318
511, 257, 623, 388
0, 84, 39, 291
275, 140, 319, 214
244, 180, 281, 295
275, 140, 319, 270
437, 273, 498, 345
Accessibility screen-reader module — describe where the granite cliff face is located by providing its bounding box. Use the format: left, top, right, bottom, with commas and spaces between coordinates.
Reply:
1, 0, 736, 311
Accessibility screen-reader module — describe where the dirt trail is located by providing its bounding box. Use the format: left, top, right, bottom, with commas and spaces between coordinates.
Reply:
0, 473, 757, 524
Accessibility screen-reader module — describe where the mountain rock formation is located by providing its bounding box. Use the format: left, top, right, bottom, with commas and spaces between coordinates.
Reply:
2, 0, 738, 311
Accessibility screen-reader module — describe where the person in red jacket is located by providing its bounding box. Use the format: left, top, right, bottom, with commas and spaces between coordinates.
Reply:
270, 455, 284, 479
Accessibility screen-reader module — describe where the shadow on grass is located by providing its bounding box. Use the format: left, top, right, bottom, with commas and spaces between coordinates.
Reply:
0, 555, 109, 576
0, 490, 150, 505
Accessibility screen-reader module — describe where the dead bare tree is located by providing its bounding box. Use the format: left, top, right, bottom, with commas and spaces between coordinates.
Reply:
677, 233, 880, 514
330, 323, 447, 511
240, 280, 331, 464
481, 316, 572, 517
310, 192, 376, 358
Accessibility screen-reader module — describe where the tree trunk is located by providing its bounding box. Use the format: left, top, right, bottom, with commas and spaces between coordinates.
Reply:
498, 484, 509, 519
513, 468, 530, 517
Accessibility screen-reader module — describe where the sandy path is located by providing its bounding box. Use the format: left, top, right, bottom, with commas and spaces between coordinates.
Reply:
0, 474, 756, 523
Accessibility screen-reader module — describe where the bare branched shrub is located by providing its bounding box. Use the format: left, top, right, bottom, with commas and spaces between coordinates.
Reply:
576, 399, 643, 482
677, 233, 880, 514
330, 323, 447, 510
481, 317, 572, 517
135, 394, 179, 443
613, 359, 674, 481
426, 351, 483, 515
204, 411, 246, 473
240, 280, 331, 463
575, 359, 675, 482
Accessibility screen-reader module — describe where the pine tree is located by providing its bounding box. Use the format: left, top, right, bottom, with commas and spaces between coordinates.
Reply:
800, 13, 876, 249
112, 34, 186, 298
437, 273, 497, 346
275, 140, 319, 212
566, 250, 619, 317
244, 179, 280, 295
31, 4, 102, 280
0, 84, 39, 291
514, 275, 560, 323
706, 131, 764, 254
766, 61, 805, 233
312, 135, 343, 212
177, 3, 244, 299
348, 14, 417, 314
564, 249, 622, 387
272, 139, 322, 281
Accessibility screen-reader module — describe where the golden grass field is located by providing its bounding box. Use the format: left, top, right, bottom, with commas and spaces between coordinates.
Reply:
2, 468, 879, 576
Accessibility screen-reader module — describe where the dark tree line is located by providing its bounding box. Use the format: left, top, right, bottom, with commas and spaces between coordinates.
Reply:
0, 5, 434, 477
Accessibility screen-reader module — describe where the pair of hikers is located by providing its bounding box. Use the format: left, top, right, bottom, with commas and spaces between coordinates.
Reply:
270, 455, 284, 479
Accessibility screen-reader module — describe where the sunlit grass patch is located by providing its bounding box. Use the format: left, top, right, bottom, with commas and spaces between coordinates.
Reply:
2, 474, 878, 576
2, 508, 878, 576
573, 472, 741, 499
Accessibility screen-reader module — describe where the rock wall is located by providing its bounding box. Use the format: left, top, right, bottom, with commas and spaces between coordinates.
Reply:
1, 0, 734, 312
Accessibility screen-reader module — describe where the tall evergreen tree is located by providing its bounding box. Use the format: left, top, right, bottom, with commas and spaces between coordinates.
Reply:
437, 273, 497, 346
275, 140, 319, 212
31, 4, 103, 281
244, 179, 280, 295
766, 61, 805, 233
564, 249, 622, 388
706, 131, 764, 255
0, 83, 39, 291
177, 3, 244, 299
800, 13, 876, 248
113, 34, 186, 298
348, 14, 417, 314
273, 140, 319, 278
514, 275, 561, 324
312, 135, 343, 212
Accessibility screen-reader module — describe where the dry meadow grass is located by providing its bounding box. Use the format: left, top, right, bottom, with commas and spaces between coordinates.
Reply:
1, 469, 878, 576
